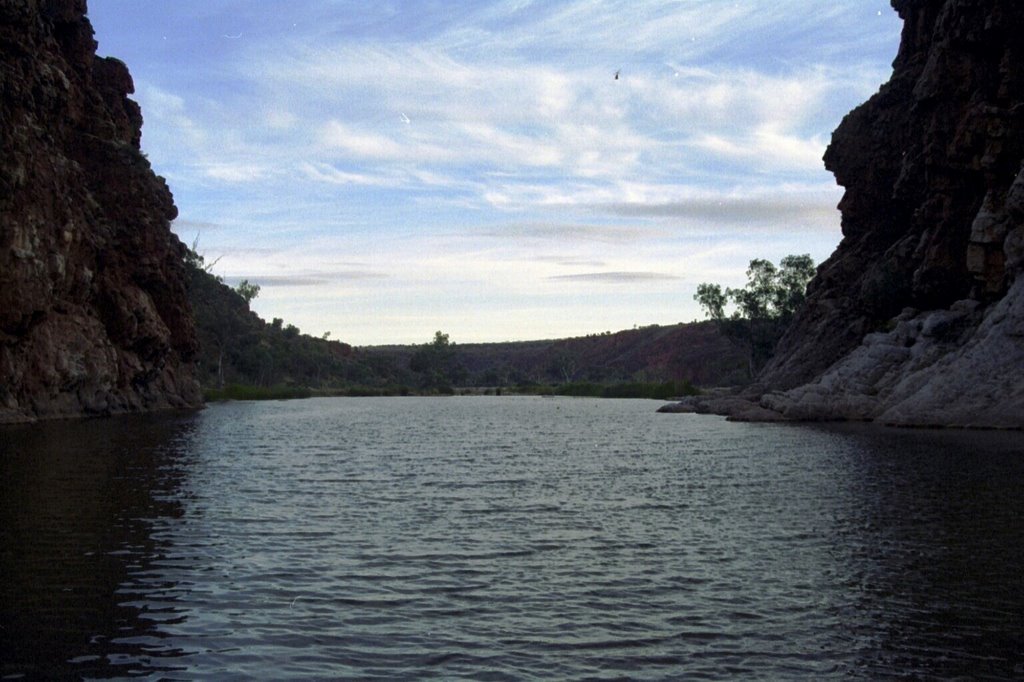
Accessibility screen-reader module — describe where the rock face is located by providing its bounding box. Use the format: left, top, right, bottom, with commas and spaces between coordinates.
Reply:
0, 0, 201, 423
744, 0, 1024, 428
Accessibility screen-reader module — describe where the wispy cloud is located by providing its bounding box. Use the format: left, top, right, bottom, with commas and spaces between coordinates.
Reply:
135, 7, 888, 206
476, 222, 667, 244
221, 275, 328, 288
299, 162, 389, 187
171, 218, 222, 233
601, 195, 837, 224
89, 0, 903, 343
203, 162, 271, 183
534, 256, 608, 268
547, 271, 681, 283
221, 270, 389, 288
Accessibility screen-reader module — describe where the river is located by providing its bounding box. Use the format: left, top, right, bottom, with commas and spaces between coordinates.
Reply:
2, 397, 1023, 679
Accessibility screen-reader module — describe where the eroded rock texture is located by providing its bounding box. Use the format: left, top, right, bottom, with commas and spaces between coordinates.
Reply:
758, 0, 1024, 427
0, 0, 201, 422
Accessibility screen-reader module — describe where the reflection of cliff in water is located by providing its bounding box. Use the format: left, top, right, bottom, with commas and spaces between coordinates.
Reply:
813, 425, 1024, 678
0, 413, 200, 679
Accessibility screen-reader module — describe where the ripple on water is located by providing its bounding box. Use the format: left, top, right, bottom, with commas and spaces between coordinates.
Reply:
2, 398, 1024, 679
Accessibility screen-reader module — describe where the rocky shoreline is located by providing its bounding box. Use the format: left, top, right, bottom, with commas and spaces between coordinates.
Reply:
662, 279, 1023, 429
661, 0, 1024, 430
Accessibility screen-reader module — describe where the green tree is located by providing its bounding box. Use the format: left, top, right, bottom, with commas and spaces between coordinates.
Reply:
694, 254, 815, 377
774, 254, 816, 317
410, 330, 464, 390
694, 282, 727, 321
728, 258, 777, 320
235, 279, 261, 304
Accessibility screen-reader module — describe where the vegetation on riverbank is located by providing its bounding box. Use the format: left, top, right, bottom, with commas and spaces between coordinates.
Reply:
186, 247, 736, 403
203, 380, 700, 403
203, 384, 315, 402
513, 380, 700, 400
694, 254, 816, 377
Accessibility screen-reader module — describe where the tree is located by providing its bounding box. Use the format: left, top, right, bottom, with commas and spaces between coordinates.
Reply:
728, 258, 777, 320
410, 331, 464, 390
774, 254, 816, 318
694, 254, 815, 377
549, 350, 579, 383
695, 283, 727, 321
235, 279, 260, 304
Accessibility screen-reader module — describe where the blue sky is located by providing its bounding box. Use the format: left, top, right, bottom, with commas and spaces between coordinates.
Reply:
87, 1, 902, 345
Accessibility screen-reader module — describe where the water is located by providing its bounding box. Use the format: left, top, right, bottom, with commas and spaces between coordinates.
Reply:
2, 397, 1023, 680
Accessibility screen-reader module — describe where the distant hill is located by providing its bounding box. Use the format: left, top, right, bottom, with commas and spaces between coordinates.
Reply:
185, 260, 407, 391
364, 323, 749, 389
187, 258, 747, 392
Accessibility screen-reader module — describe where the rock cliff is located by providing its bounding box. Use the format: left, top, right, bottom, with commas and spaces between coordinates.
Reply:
756, 0, 1024, 428
662, 0, 1024, 427
0, 0, 201, 423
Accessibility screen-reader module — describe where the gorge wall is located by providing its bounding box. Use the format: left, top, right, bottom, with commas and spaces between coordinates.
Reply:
0, 0, 201, 423
756, 0, 1024, 427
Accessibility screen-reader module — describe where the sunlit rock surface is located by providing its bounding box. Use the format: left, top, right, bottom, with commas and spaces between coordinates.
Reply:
0, 0, 201, 422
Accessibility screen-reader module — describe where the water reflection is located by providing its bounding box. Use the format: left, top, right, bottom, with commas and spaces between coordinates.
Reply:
2, 400, 1023, 679
0, 411, 200, 679
817, 425, 1024, 678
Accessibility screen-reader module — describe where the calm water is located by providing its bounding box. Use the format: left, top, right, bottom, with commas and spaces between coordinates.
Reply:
2, 397, 1023, 680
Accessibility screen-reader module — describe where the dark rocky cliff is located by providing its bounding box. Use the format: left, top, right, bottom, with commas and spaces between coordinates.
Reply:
755, 0, 1024, 427
0, 0, 201, 422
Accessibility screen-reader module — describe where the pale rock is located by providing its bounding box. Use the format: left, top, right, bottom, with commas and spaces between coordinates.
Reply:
743, 0, 1024, 429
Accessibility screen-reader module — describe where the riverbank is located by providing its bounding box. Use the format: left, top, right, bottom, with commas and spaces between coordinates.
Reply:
202, 379, 700, 403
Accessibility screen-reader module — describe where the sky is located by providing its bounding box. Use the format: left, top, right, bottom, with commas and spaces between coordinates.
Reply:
86, 1, 903, 346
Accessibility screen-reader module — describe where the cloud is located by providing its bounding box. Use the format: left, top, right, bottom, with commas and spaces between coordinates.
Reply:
691, 128, 827, 172
257, 43, 655, 178
534, 256, 607, 267
601, 195, 837, 224
547, 271, 680, 283
299, 162, 388, 186
320, 119, 414, 160
221, 270, 389, 288
453, 0, 752, 58
139, 85, 206, 148
203, 162, 270, 183
477, 222, 666, 244
142, 5, 892, 215
263, 107, 298, 130
171, 218, 222, 233
479, 181, 842, 233
92, 0, 903, 343
221, 275, 327, 287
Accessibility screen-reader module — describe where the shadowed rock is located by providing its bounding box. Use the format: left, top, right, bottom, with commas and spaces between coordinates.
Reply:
665, 0, 1024, 428
0, 0, 201, 422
